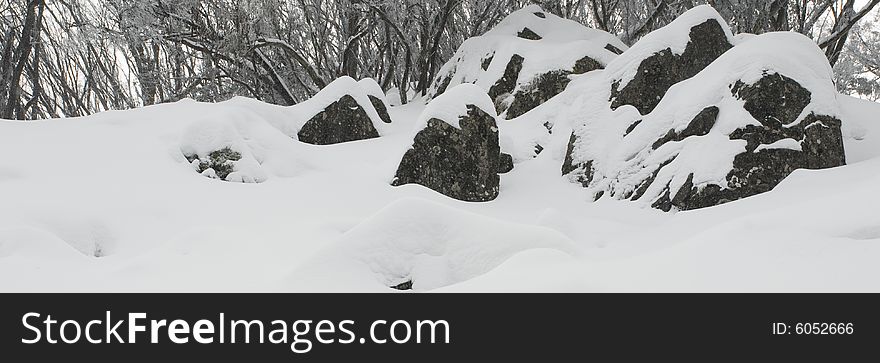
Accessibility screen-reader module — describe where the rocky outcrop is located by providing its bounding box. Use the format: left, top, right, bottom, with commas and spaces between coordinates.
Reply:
297, 95, 380, 145
185, 147, 241, 180
505, 55, 603, 119
428, 6, 625, 116
659, 73, 848, 210
569, 71, 847, 212
610, 19, 732, 115
392, 105, 503, 202
498, 153, 515, 173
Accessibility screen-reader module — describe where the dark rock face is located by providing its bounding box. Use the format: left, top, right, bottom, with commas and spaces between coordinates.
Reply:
390, 280, 413, 290
731, 72, 811, 128
488, 54, 525, 101
517, 27, 542, 40
392, 105, 503, 202
610, 19, 732, 115
534, 12, 546, 18
186, 147, 241, 180
481, 53, 494, 71
504, 55, 603, 119
506, 70, 570, 119
298, 94, 380, 145
368, 95, 393, 124
605, 43, 623, 55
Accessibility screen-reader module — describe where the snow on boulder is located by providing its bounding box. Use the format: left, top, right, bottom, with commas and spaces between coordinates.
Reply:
180, 118, 268, 183
357, 78, 393, 124
269, 76, 392, 145
563, 30, 846, 211
607, 5, 734, 115
392, 84, 508, 202
429, 5, 625, 119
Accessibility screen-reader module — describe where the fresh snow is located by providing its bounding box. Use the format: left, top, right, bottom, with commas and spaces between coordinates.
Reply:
2, 6, 880, 292
1, 80, 878, 292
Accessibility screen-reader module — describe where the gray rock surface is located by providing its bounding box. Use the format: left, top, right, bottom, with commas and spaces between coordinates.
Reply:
297, 94, 380, 145
610, 19, 732, 115
392, 105, 503, 202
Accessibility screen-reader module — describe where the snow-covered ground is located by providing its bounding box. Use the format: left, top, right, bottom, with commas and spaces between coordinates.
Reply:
1, 83, 878, 292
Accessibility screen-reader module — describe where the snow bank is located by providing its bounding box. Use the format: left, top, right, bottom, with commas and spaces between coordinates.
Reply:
838, 95, 880, 163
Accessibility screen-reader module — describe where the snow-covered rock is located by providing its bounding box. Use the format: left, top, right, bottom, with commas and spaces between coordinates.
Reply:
607, 5, 734, 115
429, 5, 625, 119
269, 76, 392, 145
179, 116, 270, 183
562, 13, 846, 211
358, 78, 393, 124
392, 84, 505, 202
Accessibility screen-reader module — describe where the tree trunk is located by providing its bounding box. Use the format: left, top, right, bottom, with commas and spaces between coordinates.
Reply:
3, 0, 44, 120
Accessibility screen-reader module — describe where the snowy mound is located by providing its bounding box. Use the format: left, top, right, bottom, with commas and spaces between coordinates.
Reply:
287, 198, 576, 292
415, 83, 497, 130
2, 4, 880, 293
429, 5, 626, 119
564, 30, 846, 211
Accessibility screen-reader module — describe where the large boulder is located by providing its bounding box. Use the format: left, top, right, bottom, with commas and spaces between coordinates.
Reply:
506, 70, 568, 119
286, 76, 390, 145
429, 5, 625, 119
297, 94, 379, 145
608, 8, 733, 115
392, 85, 504, 202
562, 22, 845, 212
